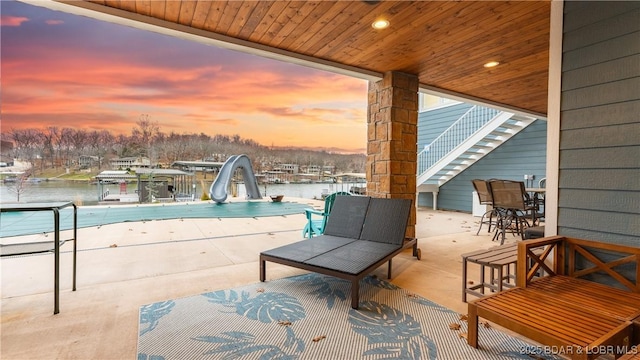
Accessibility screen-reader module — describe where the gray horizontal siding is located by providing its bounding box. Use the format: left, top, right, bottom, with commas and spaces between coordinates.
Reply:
562, 32, 640, 71
562, 54, 640, 91
559, 189, 640, 214
560, 147, 640, 168
562, 100, 640, 129
559, 1, 640, 243
555, 227, 640, 247
563, 6, 640, 51
561, 123, 640, 149
562, 77, 640, 110
559, 169, 640, 191
563, 1, 640, 33
558, 208, 639, 238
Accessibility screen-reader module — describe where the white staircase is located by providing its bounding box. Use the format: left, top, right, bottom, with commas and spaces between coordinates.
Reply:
417, 106, 535, 189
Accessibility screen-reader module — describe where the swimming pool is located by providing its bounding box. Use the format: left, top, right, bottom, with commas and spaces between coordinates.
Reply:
0, 201, 310, 238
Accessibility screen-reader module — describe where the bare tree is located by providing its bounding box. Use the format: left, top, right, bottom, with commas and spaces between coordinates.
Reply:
69, 128, 88, 167
112, 134, 132, 158
48, 126, 64, 168
87, 130, 113, 170
9, 128, 43, 172
193, 135, 214, 161
159, 132, 189, 163
6, 171, 31, 202
39, 127, 58, 169
131, 114, 160, 159
59, 128, 75, 168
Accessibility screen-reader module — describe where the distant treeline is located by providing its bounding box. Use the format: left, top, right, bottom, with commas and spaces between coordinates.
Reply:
0, 116, 365, 175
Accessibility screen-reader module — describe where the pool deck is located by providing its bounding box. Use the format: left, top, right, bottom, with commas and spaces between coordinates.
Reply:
1, 197, 521, 359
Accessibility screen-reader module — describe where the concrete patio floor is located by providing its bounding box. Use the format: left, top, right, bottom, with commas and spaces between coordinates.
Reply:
1, 198, 523, 359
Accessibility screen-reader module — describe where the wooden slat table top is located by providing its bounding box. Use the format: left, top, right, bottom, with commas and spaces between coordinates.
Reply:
474, 285, 626, 346
476, 253, 519, 266
463, 242, 548, 267
474, 275, 640, 348
462, 243, 519, 266
462, 243, 517, 259
462, 242, 517, 258
527, 276, 640, 321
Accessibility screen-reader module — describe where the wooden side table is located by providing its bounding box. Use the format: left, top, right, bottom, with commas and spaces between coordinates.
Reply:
462, 243, 519, 302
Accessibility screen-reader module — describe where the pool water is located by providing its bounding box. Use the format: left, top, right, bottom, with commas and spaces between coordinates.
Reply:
0, 201, 310, 238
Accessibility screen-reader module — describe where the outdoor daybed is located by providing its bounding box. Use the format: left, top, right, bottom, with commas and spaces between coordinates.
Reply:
260, 195, 419, 309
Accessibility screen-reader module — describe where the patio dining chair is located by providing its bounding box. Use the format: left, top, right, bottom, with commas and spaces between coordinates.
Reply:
487, 179, 535, 244
471, 179, 498, 235
302, 191, 351, 238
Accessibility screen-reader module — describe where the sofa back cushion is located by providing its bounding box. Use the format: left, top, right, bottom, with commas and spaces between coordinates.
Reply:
323, 196, 370, 239
359, 198, 411, 245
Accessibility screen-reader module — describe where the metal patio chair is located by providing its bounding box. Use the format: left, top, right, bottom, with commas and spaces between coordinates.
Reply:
487, 179, 535, 244
471, 179, 499, 235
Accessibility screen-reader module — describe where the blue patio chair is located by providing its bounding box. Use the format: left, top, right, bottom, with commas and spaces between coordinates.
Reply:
302, 191, 350, 238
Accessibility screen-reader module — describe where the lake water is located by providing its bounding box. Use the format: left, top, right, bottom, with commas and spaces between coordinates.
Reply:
0, 180, 363, 205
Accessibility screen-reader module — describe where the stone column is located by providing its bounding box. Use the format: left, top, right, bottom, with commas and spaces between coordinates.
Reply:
367, 71, 418, 238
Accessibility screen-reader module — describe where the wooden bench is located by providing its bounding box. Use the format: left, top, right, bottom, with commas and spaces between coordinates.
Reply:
468, 236, 640, 360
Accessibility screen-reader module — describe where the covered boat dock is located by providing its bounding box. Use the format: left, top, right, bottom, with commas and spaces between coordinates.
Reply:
95, 169, 195, 204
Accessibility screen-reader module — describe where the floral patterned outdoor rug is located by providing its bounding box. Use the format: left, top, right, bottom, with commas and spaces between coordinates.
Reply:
137, 273, 553, 360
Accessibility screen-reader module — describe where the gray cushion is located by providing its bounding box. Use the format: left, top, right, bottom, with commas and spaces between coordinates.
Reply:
303, 240, 400, 275
323, 196, 370, 239
359, 198, 411, 245
261, 235, 355, 262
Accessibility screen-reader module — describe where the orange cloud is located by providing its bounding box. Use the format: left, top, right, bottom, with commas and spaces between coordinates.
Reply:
3, 54, 368, 149
0, 16, 29, 27
1, 6, 368, 153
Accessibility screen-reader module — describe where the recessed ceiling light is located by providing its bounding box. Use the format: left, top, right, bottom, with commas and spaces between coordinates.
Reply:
372, 19, 390, 30
484, 61, 500, 68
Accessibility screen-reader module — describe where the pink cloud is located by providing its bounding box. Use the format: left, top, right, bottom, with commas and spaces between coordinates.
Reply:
1, 26, 368, 153
1, 15, 29, 27
45, 20, 64, 25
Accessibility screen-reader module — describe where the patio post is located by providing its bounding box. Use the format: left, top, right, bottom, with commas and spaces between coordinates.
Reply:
367, 71, 418, 238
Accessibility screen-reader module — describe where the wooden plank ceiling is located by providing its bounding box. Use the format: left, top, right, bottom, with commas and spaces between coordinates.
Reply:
70, 1, 551, 116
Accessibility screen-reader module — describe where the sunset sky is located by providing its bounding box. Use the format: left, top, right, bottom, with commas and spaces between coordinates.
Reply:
0, 1, 369, 153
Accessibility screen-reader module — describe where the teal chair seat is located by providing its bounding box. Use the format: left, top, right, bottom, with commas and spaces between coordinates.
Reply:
302, 192, 351, 238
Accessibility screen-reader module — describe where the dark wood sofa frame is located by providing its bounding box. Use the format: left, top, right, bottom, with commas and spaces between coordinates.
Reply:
468, 236, 640, 360
260, 196, 419, 309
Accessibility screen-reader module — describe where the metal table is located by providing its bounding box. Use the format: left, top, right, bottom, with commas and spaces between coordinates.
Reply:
525, 187, 546, 225
0, 202, 77, 314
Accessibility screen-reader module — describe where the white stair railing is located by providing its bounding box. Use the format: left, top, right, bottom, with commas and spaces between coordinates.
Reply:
418, 106, 500, 175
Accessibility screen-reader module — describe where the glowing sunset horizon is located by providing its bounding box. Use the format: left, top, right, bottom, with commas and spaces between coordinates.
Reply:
0, 1, 369, 154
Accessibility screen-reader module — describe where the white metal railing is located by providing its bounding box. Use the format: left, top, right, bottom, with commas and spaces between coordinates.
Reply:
418, 106, 500, 175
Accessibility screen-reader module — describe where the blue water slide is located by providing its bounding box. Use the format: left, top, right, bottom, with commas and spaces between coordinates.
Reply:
209, 155, 262, 203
